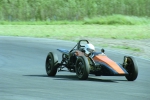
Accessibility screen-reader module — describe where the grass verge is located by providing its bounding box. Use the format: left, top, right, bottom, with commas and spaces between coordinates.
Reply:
0, 25, 149, 40
0, 25, 149, 52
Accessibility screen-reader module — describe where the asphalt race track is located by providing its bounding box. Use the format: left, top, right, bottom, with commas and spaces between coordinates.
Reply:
0, 36, 150, 100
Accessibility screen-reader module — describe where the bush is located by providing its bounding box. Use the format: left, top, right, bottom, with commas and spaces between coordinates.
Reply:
83, 15, 150, 25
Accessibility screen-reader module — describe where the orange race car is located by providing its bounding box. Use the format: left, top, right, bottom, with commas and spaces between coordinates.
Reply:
45, 40, 138, 81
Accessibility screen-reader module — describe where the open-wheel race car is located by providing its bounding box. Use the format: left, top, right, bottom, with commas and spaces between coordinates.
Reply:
45, 40, 138, 81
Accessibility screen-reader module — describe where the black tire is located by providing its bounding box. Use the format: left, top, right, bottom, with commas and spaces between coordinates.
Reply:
123, 56, 138, 81
45, 52, 58, 76
75, 56, 90, 80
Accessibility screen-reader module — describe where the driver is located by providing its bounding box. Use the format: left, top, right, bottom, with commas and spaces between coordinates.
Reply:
84, 43, 95, 57
83, 43, 105, 57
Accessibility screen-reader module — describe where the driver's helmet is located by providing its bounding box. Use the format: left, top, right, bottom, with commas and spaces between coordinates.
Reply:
84, 43, 95, 55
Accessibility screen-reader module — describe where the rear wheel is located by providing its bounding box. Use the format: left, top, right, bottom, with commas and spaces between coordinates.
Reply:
75, 56, 90, 80
45, 52, 58, 76
123, 56, 138, 81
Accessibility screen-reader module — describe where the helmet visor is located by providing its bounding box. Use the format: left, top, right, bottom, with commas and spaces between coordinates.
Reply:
87, 48, 94, 53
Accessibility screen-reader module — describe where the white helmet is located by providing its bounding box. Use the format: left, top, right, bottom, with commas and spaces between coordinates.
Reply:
84, 43, 95, 55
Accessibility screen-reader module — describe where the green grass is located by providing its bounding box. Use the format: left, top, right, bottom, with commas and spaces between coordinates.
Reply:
0, 21, 83, 25
0, 25, 149, 40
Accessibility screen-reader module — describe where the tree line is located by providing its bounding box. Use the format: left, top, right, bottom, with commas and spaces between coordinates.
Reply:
0, 0, 149, 21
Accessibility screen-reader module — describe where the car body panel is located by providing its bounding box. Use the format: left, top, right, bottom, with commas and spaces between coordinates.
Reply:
57, 49, 69, 54
93, 55, 126, 74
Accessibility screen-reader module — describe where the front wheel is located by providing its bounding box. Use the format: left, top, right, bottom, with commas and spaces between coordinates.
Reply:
75, 56, 90, 80
45, 52, 58, 76
123, 56, 138, 81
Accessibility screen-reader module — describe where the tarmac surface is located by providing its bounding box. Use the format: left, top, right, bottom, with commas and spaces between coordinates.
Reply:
0, 36, 150, 100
